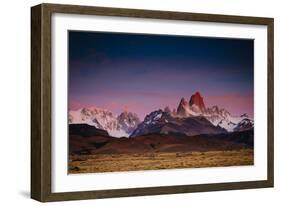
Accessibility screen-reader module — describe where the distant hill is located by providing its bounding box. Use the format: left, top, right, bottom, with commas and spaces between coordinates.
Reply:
69, 123, 109, 137
69, 124, 253, 155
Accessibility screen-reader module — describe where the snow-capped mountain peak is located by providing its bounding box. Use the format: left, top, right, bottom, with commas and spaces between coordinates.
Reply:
117, 111, 141, 134
69, 106, 140, 137
233, 118, 254, 132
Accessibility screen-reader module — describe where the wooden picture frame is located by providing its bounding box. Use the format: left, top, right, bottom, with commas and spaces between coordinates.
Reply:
31, 3, 274, 202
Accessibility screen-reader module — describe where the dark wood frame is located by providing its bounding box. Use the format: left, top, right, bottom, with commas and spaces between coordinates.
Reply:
31, 3, 274, 202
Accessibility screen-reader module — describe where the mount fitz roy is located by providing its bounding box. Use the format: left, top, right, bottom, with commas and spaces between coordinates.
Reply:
175, 92, 253, 132
69, 92, 253, 137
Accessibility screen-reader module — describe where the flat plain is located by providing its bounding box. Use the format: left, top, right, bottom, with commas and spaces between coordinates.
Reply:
69, 149, 253, 174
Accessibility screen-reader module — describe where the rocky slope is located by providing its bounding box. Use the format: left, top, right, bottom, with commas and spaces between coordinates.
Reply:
130, 109, 226, 137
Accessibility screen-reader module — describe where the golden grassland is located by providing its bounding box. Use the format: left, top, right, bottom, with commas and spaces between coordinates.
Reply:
68, 149, 254, 174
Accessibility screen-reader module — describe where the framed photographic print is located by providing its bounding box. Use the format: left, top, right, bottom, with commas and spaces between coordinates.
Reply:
31, 3, 274, 202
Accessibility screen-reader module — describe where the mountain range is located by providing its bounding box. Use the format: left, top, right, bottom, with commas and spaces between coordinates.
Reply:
69, 92, 254, 138
69, 107, 140, 137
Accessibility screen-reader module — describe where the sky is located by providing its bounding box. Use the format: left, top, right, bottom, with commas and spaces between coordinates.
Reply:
68, 31, 254, 120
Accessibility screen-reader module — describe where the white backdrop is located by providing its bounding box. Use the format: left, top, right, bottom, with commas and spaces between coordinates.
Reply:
0, 0, 280, 205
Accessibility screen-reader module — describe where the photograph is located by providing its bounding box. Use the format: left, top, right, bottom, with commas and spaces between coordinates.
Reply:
67, 31, 254, 174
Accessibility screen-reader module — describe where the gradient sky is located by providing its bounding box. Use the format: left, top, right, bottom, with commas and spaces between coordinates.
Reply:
68, 31, 254, 120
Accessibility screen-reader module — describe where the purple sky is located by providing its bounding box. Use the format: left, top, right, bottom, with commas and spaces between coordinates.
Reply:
68, 31, 254, 120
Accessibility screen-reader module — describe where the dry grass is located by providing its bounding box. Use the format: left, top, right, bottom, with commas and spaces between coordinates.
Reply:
68, 149, 254, 174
